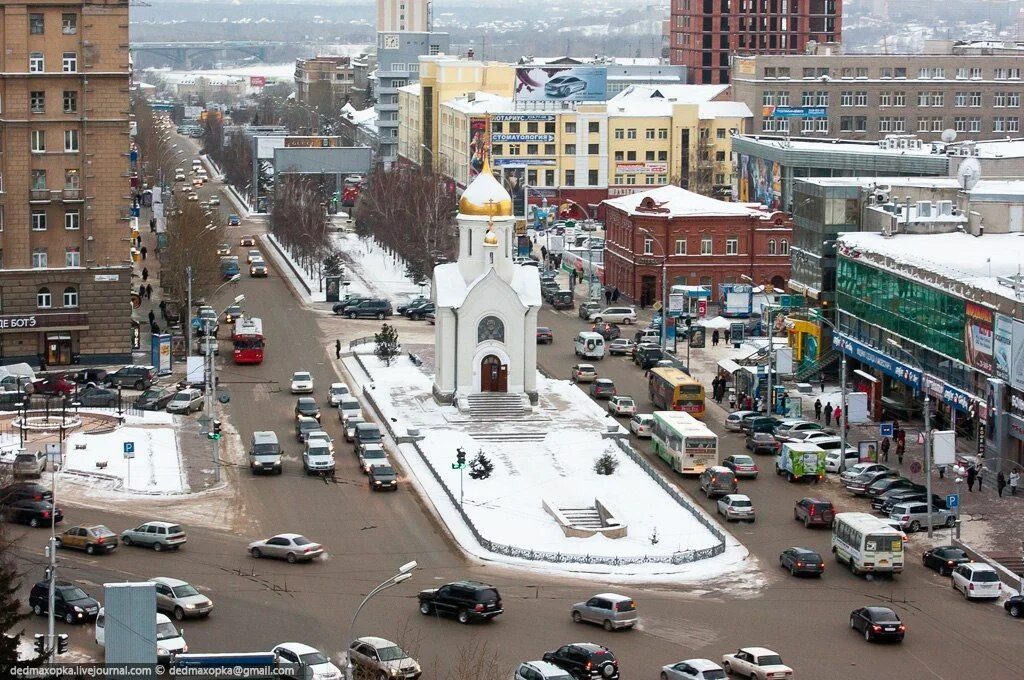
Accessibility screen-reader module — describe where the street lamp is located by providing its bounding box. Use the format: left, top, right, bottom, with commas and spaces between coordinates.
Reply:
886, 338, 934, 537
344, 561, 418, 680
637, 227, 669, 353
202, 287, 243, 484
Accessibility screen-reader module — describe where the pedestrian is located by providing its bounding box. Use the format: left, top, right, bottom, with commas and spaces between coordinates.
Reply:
605, 288, 612, 305
38, 353, 47, 373
1009, 470, 1020, 495
141, 245, 148, 261
938, 464, 946, 479
145, 284, 153, 300
142, 267, 149, 282
896, 439, 905, 466
159, 300, 167, 320
712, 329, 720, 347
150, 217, 156, 233
834, 406, 842, 428
977, 464, 985, 491
967, 464, 977, 491
569, 271, 576, 289
880, 435, 890, 462
150, 320, 160, 335
729, 393, 736, 409
823, 402, 833, 426
335, 339, 341, 359
148, 309, 156, 325
814, 398, 822, 421
139, 283, 146, 299
997, 471, 1006, 497
820, 374, 826, 392
892, 419, 901, 435
541, 245, 548, 261
724, 328, 731, 344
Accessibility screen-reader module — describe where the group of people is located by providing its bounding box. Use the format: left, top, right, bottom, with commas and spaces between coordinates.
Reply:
710, 375, 728, 404
812, 398, 846, 429
709, 329, 732, 347
603, 286, 621, 305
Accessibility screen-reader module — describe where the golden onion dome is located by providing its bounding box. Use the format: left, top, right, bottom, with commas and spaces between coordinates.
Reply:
459, 156, 513, 217
483, 227, 499, 246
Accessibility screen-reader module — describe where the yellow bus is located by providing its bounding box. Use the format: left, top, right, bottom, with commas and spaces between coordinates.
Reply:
648, 367, 706, 418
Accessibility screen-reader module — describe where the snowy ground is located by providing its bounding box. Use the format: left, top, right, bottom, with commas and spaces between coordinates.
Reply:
331, 233, 430, 303
263, 233, 328, 303
63, 426, 187, 495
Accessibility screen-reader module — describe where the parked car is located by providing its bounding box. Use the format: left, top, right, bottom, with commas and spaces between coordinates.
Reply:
166, 389, 204, 414
591, 322, 621, 341
629, 414, 654, 438
344, 299, 393, 319
793, 497, 835, 528
590, 307, 636, 324
134, 386, 176, 411
608, 338, 634, 356
57, 525, 118, 554
536, 327, 554, 344
294, 397, 321, 421
106, 365, 155, 390
2, 499, 61, 528
952, 562, 1002, 600
368, 464, 398, 491
358, 444, 388, 473
407, 302, 435, 320
417, 580, 503, 624
571, 364, 597, 383
635, 346, 666, 370
542, 643, 619, 680
840, 462, 891, 485
721, 454, 759, 479
396, 296, 428, 315
717, 494, 755, 522
248, 533, 323, 563
570, 593, 638, 631
332, 296, 370, 315
295, 416, 320, 443
70, 369, 108, 385
515, 661, 575, 680
1004, 594, 1024, 618
69, 385, 116, 408
11, 451, 46, 478
846, 469, 900, 495
824, 449, 860, 474
725, 410, 758, 432
720, 648, 792, 680
348, 637, 419, 680
850, 606, 905, 642
290, 371, 314, 394
779, 547, 825, 577
785, 430, 839, 444
327, 383, 350, 407
889, 502, 956, 532
872, 486, 928, 512
551, 291, 574, 310
578, 301, 603, 320
773, 420, 827, 440
659, 659, 726, 680
29, 580, 99, 624
922, 545, 971, 576
633, 328, 660, 344
120, 521, 187, 551
744, 432, 779, 456
33, 375, 76, 397
589, 378, 616, 399
151, 577, 213, 620
273, 643, 343, 680
607, 395, 635, 416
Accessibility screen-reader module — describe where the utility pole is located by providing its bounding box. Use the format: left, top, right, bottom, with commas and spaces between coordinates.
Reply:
924, 392, 933, 537
765, 306, 775, 414
46, 450, 59, 662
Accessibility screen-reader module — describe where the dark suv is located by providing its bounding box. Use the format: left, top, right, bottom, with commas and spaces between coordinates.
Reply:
344, 299, 393, 320
106, 365, 155, 390
29, 580, 100, 624
542, 643, 619, 680
793, 497, 835, 528
417, 580, 503, 624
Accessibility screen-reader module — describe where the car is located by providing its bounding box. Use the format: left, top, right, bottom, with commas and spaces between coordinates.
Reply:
306, 430, 335, 456
824, 448, 860, 473
722, 454, 759, 478
571, 364, 597, 383
589, 378, 616, 399
332, 296, 370, 315
515, 661, 575, 680
608, 338, 634, 356
347, 637, 418, 680
725, 410, 759, 432
846, 469, 900, 495
33, 375, 76, 397
784, 430, 839, 444
922, 545, 971, 576
134, 386, 176, 411
591, 322, 621, 341
368, 464, 398, 491
744, 432, 779, 456
354, 423, 383, 455
248, 533, 323, 563
872, 486, 928, 512
192, 177, 204, 187
403, 298, 433, 318
174, 170, 186, 181
338, 397, 362, 424
327, 383, 350, 407
862, 475, 917, 499
550, 291, 574, 309
840, 462, 890, 485
850, 606, 905, 642
166, 389, 203, 414
290, 371, 314, 394
537, 327, 554, 344
223, 305, 243, 324
106, 365, 155, 390
227, 214, 241, 226
779, 547, 825, 577
249, 259, 268, 277
2, 499, 62, 528
208, 195, 220, 206
358, 444, 388, 474
196, 335, 219, 357
151, 577, 213, 620
545, 75, 588, 98
216, 243, 232, 257
699, 466, 738, 498
302, 442, 336, 475
187, 192, 199, 201
578, 301, 603, 320
69, 369, 108, 385
195, 307, 219, 337
345, 299, 393, 319
570, 593, 638, 631
120, 521, 187, 551
246, 249, 261, 264
295, 416, 320, 443
29, 580, 100, 624
239, 235, 256, 247
660, 659, 727, 680
793, 497, 835, 528
395, 296, 428, 315
952, 562, 1002, 600
607, 395, 636, 416
418, 580, 503, 623
629, 413, 654, 438
294, 396, 321, 421
424, 311, 435, 324
721, 648, 792, 680
542, 643, 619, 680
590, 307, 636, 324
407, 302, 435, 320
773, 420, 826, 440
635, 345, 666, 370
633, 328, 660, 344
179, 184, 193, 194
1004, 594, 1024, 618
57, 525, 118, 554
890, 502, 956, 532
11, 451, 47, 478
274, 643, 343, 680
0, 482, 52, 504
717, 494, 755, 522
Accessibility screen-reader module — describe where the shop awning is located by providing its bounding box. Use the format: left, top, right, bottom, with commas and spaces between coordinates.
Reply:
853, 369, 878, 383
718, 359, 742, 375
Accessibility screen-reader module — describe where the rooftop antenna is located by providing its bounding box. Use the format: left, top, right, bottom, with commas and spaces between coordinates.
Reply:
957, 157, 982, 191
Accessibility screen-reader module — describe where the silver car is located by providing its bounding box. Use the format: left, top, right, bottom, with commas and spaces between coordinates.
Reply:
120, 521, 187, 551
248, 533, 323, 563
358, 444, 388, 474
570, 593, 638, 630
889, 501, 956, 532
151, 577, 212, 620
166, 389, 203, 414
348, 637, 421, 680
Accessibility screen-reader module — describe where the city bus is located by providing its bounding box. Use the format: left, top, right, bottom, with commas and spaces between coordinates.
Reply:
648, 367, 706, 418
232, 317, 265, 365
651, 411, 718, 475
831, 512, 905, 577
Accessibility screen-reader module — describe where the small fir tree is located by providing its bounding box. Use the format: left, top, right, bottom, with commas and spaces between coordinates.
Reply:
374, 323, 400, 367
469, 450, 495, 480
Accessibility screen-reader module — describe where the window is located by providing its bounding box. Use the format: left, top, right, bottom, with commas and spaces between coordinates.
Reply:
995, 68, 1007, 80
643, 238, 654, 255
879, 117, 893, 133
954, 91, 968, 107
856, 67, 868, 79
802, 118, 816, 133
841, 91, 854, 107
879, 91, 891, 107
674, 239, 687, 255
855, 91, 868, 107
613, 174, 624, 184
644, 175, 656, 185
917, 91, 929, 107
645, 128, 655, 139
526, 169, 537, 185
969, 116, 981, 133
894, 67, 907, 79
62, 53, 77, 73
768, 239, 777, 255
564, 144, 576, 155
626, 151, 636, 161
63, 286, 78, 306
64, 210, 79, 230
564, 170, 574, 186
545, 122, 555, 133
526, 122, 538, 133
763, 91, 776, 106
565, 122, 576, 134
1010, 93, 1021, 107
625, 175, 636, 185
894, 91, 906, 107
614, 128, 624, 139
645, 150, 655, 161
777, 91, 789, 106
954, 116, 967, 132
701, 238, 712, 255
65, 251, 80, 269
715, 150, 725, 161
32, 170, 46, 190
931, 92, 944, 107
880, 67, 893, 79
956, 67, 968, 80
917, 116, 930, 132
716, 127, 726, 139
588, 169, 598, 185
64, 130, 79, 152
29, 53, 44, 73
780, 239, 789, 255
658, 128, 668, 139
802, 91, 815, 107
893, 117, 906, 132
508, 122, 520, 133
626, 129, 637, 139
931, 116, 943, 132
970, 92, 982, 107
971, 67, 982, 79
588, 143, 599, 155
491, 144, 503, 156
507, 144, 520, 155
36, 287, 52, 309
588, 121, 599, 133
545, 169, 554, 185
1011, 68, 1022, 80
30, 91, 45, 113
62, 13, 77, 34
30, 13, 44, 34
658, 150, 668, 161
842, 67, 853, 80
614, 151, 624, 161
544, 143, 555, 155
526, 144, 538, 155
32, 250, 47, 269
725, 238, 738, 255
31, 211, 47, 231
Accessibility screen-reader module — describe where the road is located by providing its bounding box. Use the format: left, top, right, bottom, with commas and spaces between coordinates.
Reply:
8, 131, 1023, 680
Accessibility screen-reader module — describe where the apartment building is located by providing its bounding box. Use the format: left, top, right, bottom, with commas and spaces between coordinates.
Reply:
732, 41, 1024, 142
378, 0, 429, 32
0, 0, 133, 366
295, 56, 356, 111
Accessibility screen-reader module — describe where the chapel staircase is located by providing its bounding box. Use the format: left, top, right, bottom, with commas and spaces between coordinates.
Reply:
466, 393, 532, 421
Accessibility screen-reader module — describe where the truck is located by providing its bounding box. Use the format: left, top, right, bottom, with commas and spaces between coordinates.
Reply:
775, 442, 826, 482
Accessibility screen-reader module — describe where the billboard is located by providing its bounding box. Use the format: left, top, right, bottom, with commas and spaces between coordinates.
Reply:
250, 76, 266, 88
762, 106, 828, 119
994, 313, 1013, 380
492, 114, 556, 123
1012, 319, 1024, 391
965, 301, 994, 374
514, 65, 607, 103
616, 163, 668, 174
737, 154, 782, 211
468, 117, 487, 179
492, 133, 555, 143
499, 166, 526, 220
283, 136, 342, 148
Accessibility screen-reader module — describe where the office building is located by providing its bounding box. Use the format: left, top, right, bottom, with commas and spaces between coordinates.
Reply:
295, 56, 357, 110
670, 0, 842, 84
378, 0, 429, 33
0, 0, 133, 365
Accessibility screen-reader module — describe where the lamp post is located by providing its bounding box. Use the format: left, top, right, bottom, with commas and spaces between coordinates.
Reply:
637, 227, 669, 353
17, 401, 25, 447
887, 338, 933, 537
344, 561, 417, 680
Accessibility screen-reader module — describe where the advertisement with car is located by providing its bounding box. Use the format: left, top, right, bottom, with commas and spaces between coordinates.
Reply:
514, 65, 607, 102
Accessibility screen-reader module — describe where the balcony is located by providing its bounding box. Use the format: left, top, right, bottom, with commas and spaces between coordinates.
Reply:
62, 189, 83, 202
30, 189, 53, 203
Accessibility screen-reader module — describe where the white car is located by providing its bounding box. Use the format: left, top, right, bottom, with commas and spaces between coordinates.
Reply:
630, 413, 654, 438
607, 395, 636, 417
951, 562, 1002, 600
784, 430, 838, 444
717, 494, 755, 523
589, 306, 637, 324
328, 382, 350, 407
96, 608, 187, 660
824, 449, 860, 473
661, 658, 727, 680
307, 430, 335, 456
725, 410, 758, 432
166, 389, 204, 414
721, 647, 792, 680
515, 661, 573, 680
273, 643, 342, 680
150, 577, 213, 620
302, 442, 336, 475
248, 533, 323, 563
337, 397, 362, 423
290, 371, 314, 394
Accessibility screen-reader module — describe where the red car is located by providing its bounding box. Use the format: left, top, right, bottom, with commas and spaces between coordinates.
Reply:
536, 327, 553, 344
794, 497, 836, 528
33, 375, 76, 397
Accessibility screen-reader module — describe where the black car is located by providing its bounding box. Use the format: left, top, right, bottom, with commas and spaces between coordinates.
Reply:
537, 327, 554, 344
542, 643, 619, 680
344, 299, 393, 320
849, 606, 905, 642
746, 432, 780, 455
2, 500, 62, 528
29, 581, 100, 624
872, 486, 929, 512
591, 323, 620, 341
396, 297, 428, 315
368, 464, 398, 491
417, 580, 503, 624
865, 476, 917, 499
1004, 594, 1024, 618
134, 386, 176, 411
846, 469, 901, 494
922, 545, 972, 576
635, 346, 665, 370
406, 302, 435, 320
0, 482, 53, 504
779, 547, 825, 577
76, 386, 118, 408
551, 291, 574, 310
294, 397, 321, 421
105, 365, 155, 390
69, 369, 108, 385
332, 296, 370, 315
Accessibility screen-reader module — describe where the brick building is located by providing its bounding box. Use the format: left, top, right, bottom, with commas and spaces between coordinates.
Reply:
295, 56, 359, 110
602, 185, 792, 306
0, 0, 133, 366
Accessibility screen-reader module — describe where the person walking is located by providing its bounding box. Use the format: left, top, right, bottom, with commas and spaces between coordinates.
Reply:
896, 438, 905, 466
976, 464, 985, 491
1009, 469, 1020, 495
880, 435, 891, 462
814, 398, 822, 421
142, 267, 149, 282
997, 470, 1007, 497
605, 288, 612, 305
611, 287, 620, 303
159, 300, 167, 320
139, 283, 146, 299
712, 329, 720, 347
823, 402, 833, 426
540, 245, 548, 262
141, 245, 148, 261
938, 464, 946, 479
820, 374, 826, 392
145, 284, 153, 300
335, 339, 341, 359
834, 406, 842, 429
967, 464, 977, 491
148, 309, 156, 326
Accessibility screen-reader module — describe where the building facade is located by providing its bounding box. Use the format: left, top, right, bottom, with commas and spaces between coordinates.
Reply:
732, 41, 1024, 141
602, 186, 792, 307
670, 0, 842, 84
378, 0, 429, 33
295, 56, 356, 110
0, 0, 133, 366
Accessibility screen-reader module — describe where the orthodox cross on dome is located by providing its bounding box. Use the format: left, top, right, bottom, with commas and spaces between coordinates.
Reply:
483, 208, 498, 246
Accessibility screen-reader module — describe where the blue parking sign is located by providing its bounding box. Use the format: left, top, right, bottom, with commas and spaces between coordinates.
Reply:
946, 493, 959, 510
880, 422, 894, 438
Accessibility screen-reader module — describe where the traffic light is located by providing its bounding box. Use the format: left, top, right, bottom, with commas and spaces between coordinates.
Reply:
208, 420, 222, 440
34, 634, 46, 657
57, 634, 69, 655
456, 447, 466, 467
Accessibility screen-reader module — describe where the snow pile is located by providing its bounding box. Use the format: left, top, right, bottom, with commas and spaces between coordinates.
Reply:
63, 427, 186, 495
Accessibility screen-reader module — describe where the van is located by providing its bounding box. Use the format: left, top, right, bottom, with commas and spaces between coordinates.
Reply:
699, 466, 738, 498
96, 608, 187, 660
249, 431, 282, 475
574, 331, 605, 360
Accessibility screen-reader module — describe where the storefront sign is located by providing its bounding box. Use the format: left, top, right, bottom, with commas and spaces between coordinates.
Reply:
492, 158, 555, 166
993, 313, 1013, 380
492, 114, 556, 122
940, 383, 977, 413
615, 163, 668, 174
965, 302, 995, 374
94, 274, 119, 282
491, 133, 555, 143
0, 312, 88, 332
636, 256, 662, 266
1011, 390, 1024, 416
1008, 413, 1024, 442
835, 333, 921, 389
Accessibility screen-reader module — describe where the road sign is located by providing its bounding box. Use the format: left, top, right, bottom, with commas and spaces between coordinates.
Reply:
778, 295, 801, 309
880, 422, 894, 438
946, 493, 959, 510
123, 441, 135, 459
191, 318, 202, 330
652, 301, 663, 312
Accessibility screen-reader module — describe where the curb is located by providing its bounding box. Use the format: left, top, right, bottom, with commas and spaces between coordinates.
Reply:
261, 233, 312, 296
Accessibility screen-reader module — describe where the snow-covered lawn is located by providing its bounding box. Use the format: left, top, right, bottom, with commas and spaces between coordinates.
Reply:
332, 233, 429, 303
63, 426, 186, 494
263, 233, 328, 303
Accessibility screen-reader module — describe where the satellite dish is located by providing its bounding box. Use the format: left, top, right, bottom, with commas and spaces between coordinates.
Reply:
941, 128, 958, 143
958, 157, 982, 191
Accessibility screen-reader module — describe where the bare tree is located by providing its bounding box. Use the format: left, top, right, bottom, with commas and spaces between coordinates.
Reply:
269, 175, 333, 282
441, 640, 510, 680
161, 202, 229, 311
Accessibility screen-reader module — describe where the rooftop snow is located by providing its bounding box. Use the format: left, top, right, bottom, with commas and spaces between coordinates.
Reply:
966, 138, 1024, 159
736, 135, 939, 156
602, 185, 767, 218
